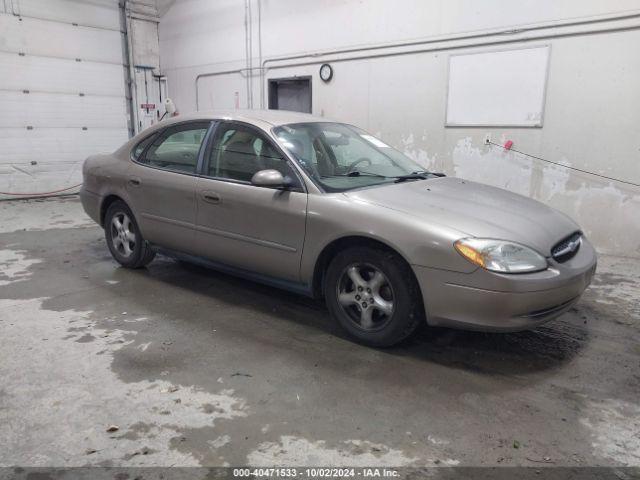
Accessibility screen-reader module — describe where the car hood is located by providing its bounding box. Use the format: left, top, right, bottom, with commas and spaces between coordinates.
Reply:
345, 177, 579, 255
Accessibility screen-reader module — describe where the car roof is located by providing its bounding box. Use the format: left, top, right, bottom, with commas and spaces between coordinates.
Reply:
116, 109, 345, 160
160, 109, 337, 128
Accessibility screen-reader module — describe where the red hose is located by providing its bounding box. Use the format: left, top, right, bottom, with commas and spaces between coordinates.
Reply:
0, 183, 83, 196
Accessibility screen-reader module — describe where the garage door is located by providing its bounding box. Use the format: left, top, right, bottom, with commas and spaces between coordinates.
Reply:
0, 0, 129, 199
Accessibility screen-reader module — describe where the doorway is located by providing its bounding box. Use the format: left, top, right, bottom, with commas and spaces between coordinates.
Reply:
268, 77, 312, 113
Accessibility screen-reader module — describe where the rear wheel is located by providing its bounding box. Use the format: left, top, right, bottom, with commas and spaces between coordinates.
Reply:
324, 246, 423, 347
104, 200, 155, 268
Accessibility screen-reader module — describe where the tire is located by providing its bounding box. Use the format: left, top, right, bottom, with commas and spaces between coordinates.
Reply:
104, 200, 155, 268
324, 246, 424, 347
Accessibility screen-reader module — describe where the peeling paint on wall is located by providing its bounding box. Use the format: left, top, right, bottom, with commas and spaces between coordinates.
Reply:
452, 137, 533, 197
449, 137, 640, 257
160, 0, 640, 258
400, 132, 438, 172
541, 181, 640, 257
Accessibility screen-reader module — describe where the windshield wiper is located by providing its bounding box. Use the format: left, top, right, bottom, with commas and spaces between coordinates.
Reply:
393, 173, 428, 183
345, 171, 388, 178
393, 170, 446, 182
322, 170, 445, 182
323, 171, 388, 178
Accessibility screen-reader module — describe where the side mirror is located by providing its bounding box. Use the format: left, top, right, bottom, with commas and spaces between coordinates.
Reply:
251, 169, 289, 188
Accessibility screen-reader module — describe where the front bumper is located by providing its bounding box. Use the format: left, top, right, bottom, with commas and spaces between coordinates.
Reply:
413, 238, 597, 331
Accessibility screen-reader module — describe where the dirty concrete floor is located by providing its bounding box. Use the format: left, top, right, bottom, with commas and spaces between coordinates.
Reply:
0, 196, 638, 468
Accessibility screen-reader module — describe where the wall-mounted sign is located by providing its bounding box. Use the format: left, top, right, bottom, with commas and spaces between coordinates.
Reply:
140, 103, 156, 110
446, 46, 550, 127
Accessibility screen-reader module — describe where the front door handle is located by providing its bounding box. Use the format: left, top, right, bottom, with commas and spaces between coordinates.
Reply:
201, 191, 221, 204
128, 176, 141, 187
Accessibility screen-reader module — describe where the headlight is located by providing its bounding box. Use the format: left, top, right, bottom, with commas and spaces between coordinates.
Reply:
454, 238, 548, 273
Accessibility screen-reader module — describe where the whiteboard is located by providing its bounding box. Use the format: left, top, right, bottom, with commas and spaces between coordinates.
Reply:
446, 46, 550, 127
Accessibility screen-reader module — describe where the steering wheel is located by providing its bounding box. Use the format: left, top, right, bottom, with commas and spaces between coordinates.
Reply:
347, 157, 372, 174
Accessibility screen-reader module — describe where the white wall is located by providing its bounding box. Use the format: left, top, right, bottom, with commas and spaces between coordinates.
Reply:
0, 0, 168, 198
159, 0, 640, 256
0, 0, 129, 198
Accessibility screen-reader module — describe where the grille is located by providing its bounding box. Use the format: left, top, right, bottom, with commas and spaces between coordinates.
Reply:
551, 232, 582, 263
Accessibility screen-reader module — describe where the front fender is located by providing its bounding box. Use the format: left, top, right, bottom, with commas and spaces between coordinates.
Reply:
300, 193, 476, 285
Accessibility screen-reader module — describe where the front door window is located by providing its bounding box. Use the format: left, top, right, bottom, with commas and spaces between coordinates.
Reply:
208, 124, 298, 185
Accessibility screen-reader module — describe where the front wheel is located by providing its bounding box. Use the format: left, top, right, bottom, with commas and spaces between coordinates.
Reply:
324, 246, 424, 347
104, 200, 155, 268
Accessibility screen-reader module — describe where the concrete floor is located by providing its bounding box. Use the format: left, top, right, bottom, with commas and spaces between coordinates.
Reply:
0, 196, 639, 468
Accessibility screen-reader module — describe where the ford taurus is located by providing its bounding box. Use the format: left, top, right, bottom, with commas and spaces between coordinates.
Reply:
80, 110, 597, 346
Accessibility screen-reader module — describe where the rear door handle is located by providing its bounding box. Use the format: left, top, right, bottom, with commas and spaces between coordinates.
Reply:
128, 177, 141, 187
201, 191, 221, 204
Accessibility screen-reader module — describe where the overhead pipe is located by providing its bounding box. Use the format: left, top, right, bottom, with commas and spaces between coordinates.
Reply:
247, 0, 254, 108
258, 10, 640, 108
194, 9, 640, 111
258, 21, 640, 108
257, 0, 263, 110
243, 0, 251, 108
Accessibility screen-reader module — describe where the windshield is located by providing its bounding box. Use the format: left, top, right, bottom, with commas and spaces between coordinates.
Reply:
272, 122, 429, 192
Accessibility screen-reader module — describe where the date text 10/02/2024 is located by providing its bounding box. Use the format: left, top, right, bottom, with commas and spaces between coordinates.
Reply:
232, 468, 400, 478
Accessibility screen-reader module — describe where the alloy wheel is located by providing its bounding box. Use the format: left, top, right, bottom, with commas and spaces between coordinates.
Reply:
110, 212, 136, 258
336, 263, 395, 331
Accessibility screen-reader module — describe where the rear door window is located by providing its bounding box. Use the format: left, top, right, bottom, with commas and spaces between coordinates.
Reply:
140, 122, 210, 174
132, 133, 158, 160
